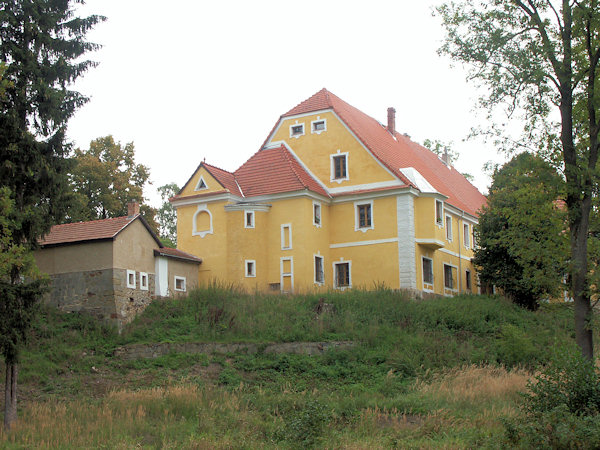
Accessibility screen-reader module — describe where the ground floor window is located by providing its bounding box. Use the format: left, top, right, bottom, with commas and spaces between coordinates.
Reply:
334, 261, 351, 288
444, 264, 454, 290
174, 276, 186, 292
466, 270, 472, 291
422, 257, 433, 288
315, 256, 324, 284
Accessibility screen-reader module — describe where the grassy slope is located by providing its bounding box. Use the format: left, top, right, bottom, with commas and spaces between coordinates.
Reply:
0, 287, 587, 448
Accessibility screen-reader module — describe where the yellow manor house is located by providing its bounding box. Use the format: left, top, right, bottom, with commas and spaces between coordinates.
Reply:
172, 89, 486, 295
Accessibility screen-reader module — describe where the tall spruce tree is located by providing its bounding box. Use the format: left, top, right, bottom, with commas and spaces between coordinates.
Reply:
438, 0, 600, 360
0, 0, 104, 429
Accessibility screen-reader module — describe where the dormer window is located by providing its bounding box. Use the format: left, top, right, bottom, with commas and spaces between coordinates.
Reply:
290, 123, 305, 138
311, 118, 327, 134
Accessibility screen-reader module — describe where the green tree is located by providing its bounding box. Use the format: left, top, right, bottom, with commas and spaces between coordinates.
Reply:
0, 0, 103, 429
473, 153, 568, 309
156, 183, 179, 247
438, 0, 600, 359
68, 136, 159, 232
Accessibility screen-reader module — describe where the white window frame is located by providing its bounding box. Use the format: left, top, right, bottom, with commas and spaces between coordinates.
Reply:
126, 269, 136, 289
311, 117, 327, 135
463, 223, 470, 249
194, 176, 208, 191
330, 151, 349, 183
289, 122, 305, 139
333, 258, 352, 290
472, 228, 478, 248
465, 269, 472, 291
443, 263, 458, 292
354, 200, 374, 232
313, 201, 322, 228
422, 257, 434, 292
280, 256, 294, 293
245, 260, 256, 278
244, 210, 255, 229
140, 272, 149, 291
314, 254, 324, 285
174, 276, 186, 292
445, 214, 453, 241
192, 204, 213, 238
281, 223, 292, 250
435, 200, 444, 227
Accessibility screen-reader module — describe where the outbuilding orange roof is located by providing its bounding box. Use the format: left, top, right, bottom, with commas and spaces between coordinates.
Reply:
154, 247, 202, 263
281, 88, 486, 216
39, 215, 142, 246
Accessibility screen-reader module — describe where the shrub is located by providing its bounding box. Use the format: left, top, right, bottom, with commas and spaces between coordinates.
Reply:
504, 348, 600, 448
274, 399, 331, 448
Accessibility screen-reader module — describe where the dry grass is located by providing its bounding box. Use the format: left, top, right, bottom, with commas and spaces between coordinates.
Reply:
416, 364, 530, 403
0, 384, 268, 449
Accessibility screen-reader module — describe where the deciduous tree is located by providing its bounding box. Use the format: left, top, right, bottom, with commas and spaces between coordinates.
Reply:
156, 183, 179, 247
68, 135, 159, 232
0, 0, 103, 429
438, 0, 600, 359
473, 153, 568, 309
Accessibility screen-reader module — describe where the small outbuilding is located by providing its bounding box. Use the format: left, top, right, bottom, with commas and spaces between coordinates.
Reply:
35, 203, 202, 330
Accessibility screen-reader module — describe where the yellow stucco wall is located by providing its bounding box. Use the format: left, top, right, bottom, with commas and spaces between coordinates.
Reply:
269, 112, 396, 189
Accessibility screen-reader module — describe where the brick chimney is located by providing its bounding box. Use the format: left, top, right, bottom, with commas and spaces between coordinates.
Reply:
387, 107, 396, 135
127, 201, 140, 217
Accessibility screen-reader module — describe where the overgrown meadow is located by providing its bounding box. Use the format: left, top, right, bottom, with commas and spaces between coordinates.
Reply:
0, 284, 594, 448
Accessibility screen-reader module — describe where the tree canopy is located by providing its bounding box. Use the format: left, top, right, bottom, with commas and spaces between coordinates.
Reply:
156, 183, 179, 247
473, 153, 568, 309
438, 0, 600, 359
68, 135, 159, 232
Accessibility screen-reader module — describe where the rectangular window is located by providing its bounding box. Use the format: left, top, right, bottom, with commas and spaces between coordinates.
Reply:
466, 270, 472, 291
436, 200, 443, 225
312, 119, 326, 133
281, 224, 292, 250
355, 200, 374, 231
313, 202, 321, 227
245, 211, 255, 228
445, 215, 453, 241
422, 257, 433, 286
472, 229, 477, 248
290, 123, 304, 138
174, 276, 186, 292
332, 154, 347, 180
245, 260, 256, 277
140, 272, 148, 291
334, 262, 351, 288
126, 269, 136, 289
463, 223, 470, 248
444, 264, 454, 290
315, 256, 324, 284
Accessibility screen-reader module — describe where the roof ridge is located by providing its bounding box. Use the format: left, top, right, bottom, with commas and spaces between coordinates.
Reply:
53, 215, 133, 228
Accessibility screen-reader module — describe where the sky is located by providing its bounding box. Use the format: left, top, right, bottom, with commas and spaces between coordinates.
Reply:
67, 0, 507, 207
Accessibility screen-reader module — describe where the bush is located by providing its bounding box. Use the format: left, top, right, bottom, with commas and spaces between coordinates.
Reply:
504, 348, 600, 448
274, 399, 331, 448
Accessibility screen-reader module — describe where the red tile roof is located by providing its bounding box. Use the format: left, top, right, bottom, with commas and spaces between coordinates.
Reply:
39, 215, 140, 246
281, 88, 486, 216
234, 145, 329, 197
154, 247, 202, 263
203, 163, 242, 197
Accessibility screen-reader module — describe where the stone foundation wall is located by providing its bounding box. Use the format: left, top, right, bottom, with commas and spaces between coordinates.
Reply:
45, 268, 157, 330
113, 268, 156, 328
45, 269, 117, 321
